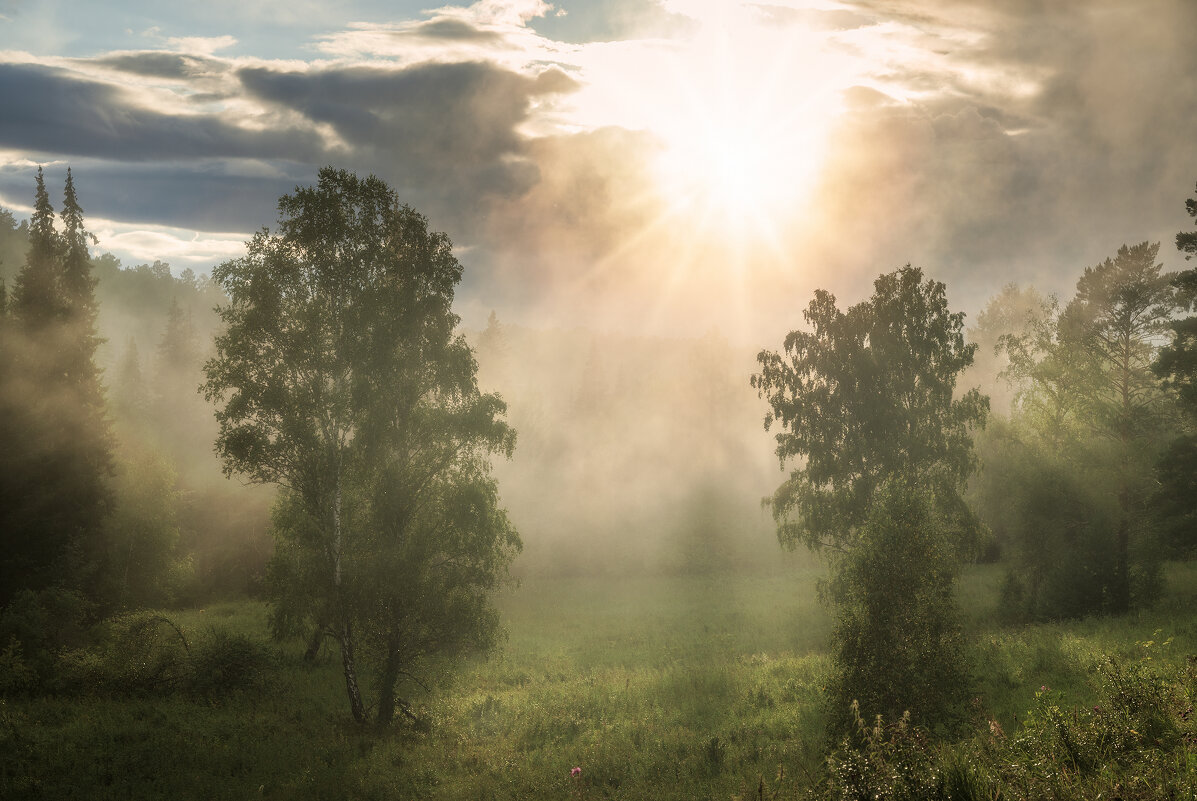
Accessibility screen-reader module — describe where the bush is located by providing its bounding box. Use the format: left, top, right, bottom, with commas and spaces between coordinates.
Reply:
55, 612, 192, 695
186, 627, 276, 696
50, 614, 275, 698
0, 588, 91, 692
826, 478, 971, 734
818, 653, 1197, 800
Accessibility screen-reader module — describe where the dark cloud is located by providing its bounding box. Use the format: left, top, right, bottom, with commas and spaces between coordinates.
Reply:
0, 159, 303, 233
237, 60, 578, 228
0, 56, 581, 253
410, 18, 503, 41
0, 62, 324, 162
92, 51, 225, 79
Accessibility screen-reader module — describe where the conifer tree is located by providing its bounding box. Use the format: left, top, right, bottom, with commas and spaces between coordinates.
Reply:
0, 168, 112, 607
12, 168, 64, 331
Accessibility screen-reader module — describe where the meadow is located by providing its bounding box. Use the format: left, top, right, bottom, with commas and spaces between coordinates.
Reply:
3, 562, 1197, 800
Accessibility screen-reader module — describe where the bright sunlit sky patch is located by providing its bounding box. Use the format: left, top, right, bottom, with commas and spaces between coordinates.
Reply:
1, 0, 1195, 340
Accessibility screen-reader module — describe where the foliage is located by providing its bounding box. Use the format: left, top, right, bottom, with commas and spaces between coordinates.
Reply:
752, 265, 988, 554
183, 627, 276, 697
0, 168, 113, 607
826, 478, 971, 732
1152, 183, 1197, 555
973, 419, 1121, 621
962, 282, 1052, 419
87, 446, 193, 612
821, 705, 947, 801
753, 266, 985, 732
203, 167, 519, 724
998, 243, 1180, 615
0, 588, 91, 689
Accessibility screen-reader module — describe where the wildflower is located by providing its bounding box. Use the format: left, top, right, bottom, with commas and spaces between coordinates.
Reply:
570, 767, 582, 778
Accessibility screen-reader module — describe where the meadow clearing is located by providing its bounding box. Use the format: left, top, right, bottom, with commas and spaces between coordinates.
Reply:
3, 561, 1196, 800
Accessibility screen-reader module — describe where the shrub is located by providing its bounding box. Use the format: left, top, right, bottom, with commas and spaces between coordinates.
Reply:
0, 588, 91, 691
186, 627, 276, 697
826, 478, 971, 734
50, 615, 275, 698
56, 612, 192, 695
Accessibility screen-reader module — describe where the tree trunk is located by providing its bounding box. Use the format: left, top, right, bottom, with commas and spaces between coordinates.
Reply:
1112, 485, 1131, 615
330, 462, 367, 722
375, 646, 402, 726
338, 620, 367, 723
303, 626, 324, 662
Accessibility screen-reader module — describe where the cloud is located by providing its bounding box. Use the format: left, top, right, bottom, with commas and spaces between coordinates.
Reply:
1, 0, 1194, 339
657, 0, 1196, 319
165, 35, 239, 55
94, 226, 248, 265
0, 62, 325, 163
93, 51, 226, 79
0, 159, 303, 234
237, 60, 579, 228
411, 18, 505, 41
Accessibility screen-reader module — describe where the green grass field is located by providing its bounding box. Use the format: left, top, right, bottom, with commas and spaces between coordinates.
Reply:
4, 562, 1197, 799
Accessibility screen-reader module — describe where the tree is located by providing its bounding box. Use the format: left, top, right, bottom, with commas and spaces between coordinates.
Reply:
752, 266, 988, 554
156, 296, 198, 371
93, 446, 190, 610
998, 243, 1180, 616
203, 168, 519, 724
1153, 183, 1197, 555
963, 283, 1052, 418
112, 337, 150, 424
829, 477, 970, 729
1058, 242, 1178, 612
0, 168, 112, 607
752, 266, 987, 728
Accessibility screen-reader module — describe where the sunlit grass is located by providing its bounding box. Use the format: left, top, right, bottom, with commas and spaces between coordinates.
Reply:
4, 562, 1197, 799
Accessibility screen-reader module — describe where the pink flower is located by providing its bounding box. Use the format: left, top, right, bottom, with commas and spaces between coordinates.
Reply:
570, 767, 582, 778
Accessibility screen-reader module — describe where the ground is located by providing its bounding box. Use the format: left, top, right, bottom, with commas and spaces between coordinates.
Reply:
3, 562, 1197, 799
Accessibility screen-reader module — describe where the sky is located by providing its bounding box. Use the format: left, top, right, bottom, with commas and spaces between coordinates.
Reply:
2, 0, 1195, 341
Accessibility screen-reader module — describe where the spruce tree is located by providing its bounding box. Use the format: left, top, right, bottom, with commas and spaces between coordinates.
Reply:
0, 168, 112, 607
12, 168, 64, 331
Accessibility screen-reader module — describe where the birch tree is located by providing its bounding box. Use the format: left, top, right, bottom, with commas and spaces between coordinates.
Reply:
203, 168, 519, 723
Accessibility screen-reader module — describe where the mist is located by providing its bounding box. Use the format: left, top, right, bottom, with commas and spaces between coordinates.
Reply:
3, 1, 1197, 797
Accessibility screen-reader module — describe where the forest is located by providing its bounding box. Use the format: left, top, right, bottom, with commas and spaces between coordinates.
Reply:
1, 164, 1196, 800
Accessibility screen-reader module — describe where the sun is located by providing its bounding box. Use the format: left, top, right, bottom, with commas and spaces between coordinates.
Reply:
651, 101, 828, 245
630, 10, 853, 251
553, 3, 864, 335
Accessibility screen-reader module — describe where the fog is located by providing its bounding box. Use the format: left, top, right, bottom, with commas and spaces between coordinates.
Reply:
470, 316, 796, 577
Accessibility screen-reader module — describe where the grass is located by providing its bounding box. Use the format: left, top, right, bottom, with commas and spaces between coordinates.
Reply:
3, 562, 1197, 799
